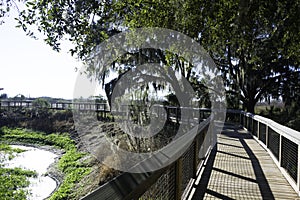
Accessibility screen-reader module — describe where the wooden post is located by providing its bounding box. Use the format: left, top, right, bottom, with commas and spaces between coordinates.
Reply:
279, 135, 282, 166
194, 137, 200, 177
257, 122, 260, 140
266, 126, 269, 147
175, 158, 183, 200
166, 107, 170, 123
176, 107, 179, 124
240, 113, 243, 126
297, 145, 300, 194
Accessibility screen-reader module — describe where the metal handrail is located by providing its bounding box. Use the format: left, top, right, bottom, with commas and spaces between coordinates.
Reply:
240, 110, 300, 196
81, 113, 214, 200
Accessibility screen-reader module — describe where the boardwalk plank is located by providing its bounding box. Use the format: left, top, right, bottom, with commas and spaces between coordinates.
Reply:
190, 125, 299, 200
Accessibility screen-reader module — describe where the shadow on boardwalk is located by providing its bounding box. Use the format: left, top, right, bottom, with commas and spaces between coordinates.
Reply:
191, 124, 298, 200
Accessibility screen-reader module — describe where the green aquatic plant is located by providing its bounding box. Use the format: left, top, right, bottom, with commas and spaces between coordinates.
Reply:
0, 167, 37, 199
0, 127, 92, 200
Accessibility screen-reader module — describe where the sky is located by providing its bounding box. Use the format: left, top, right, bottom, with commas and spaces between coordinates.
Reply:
0, 12, 165, 101
0, 7, 193, 101
0, 10, 82, 99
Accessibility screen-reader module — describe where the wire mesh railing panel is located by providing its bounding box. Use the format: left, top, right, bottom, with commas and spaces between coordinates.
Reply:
181, 143, 196, 194
259, 123, 267, 144
281, 137, 298, 183
139, 165, 176, 200
197, 130, 207, 163
267, 128, 280, 160
252, 120, 258, 137
196, 137, 202, 166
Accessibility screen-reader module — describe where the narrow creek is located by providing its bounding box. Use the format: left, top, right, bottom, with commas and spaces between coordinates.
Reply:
3, 145, 58, 200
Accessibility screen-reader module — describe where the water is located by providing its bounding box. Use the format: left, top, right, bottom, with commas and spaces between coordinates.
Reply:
3, 145, 58, 200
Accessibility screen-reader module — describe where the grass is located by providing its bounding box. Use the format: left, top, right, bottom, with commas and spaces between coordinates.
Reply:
0, 127, 92, 200
255, 105, 300, 132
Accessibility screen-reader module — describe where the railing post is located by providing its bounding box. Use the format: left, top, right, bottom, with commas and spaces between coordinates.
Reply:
279, 135, 282, 166
166, 107, 169, 122
297, 144, 300, 194
176, 107, 179, 124
175, 157, 183, 200
239, 112, 242, 125
194, 136, 200, 177
257, 121, 260, 140
266, 125, 269, 147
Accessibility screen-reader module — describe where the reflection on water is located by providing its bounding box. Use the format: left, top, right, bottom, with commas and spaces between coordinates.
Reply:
4, 145, 58, 200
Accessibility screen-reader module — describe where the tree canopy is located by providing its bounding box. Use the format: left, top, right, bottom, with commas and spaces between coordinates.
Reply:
1, 0, 299, 112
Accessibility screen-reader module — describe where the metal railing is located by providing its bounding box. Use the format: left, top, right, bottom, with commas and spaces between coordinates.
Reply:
4, 100, 299, 198
241, 111, 300, 196
82, 109, 300, 199
0, 99, 108, 112
81, 108, 216, 200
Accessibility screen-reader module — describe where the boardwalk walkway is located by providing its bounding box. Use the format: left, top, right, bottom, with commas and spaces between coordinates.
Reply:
191, 124, 299, 200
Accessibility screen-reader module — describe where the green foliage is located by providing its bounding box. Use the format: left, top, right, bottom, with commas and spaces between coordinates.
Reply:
0, 127, 75, 150
50, 150, 91, 199
30, 98, 51, 118
0, 127, 92, 199
256, 101, 300, 132
123, 0, 300, 113
0, 167, 37, 200
2, 0, 299, 112
49, 168, 91, 200
58, 149, 86, 173
0, 143, 26, 160
0, 143, 25, 153
32, 98, 50, 108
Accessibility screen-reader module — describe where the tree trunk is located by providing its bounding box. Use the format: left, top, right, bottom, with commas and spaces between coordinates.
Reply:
245, 99, 256, 114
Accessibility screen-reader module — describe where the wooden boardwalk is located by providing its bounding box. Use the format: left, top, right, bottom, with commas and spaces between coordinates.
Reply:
191, 124, 299, 200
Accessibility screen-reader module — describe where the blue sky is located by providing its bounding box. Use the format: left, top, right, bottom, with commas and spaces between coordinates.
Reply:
0, 10, 81, 99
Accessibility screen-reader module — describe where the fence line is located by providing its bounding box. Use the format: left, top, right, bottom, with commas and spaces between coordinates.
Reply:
2, 100, 299, 197
241, 111, 300, 196
81, 109, 300, 199
81, 110, 215, 200
0, 99, 108, 111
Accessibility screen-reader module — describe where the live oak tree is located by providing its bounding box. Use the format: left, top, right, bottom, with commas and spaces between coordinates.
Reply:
1, 0, 299, 113
115, 0, 300, 113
